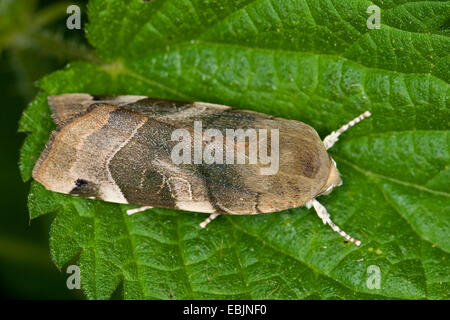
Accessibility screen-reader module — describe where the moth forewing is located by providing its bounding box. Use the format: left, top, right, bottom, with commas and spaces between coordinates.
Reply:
33, 93, 370, 246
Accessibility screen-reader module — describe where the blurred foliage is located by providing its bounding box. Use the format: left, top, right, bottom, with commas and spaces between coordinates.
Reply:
0, 0, 92, 299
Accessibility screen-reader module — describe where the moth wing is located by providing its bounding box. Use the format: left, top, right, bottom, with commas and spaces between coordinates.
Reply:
48, 94, 147, 126
48, 94, 233, 126
41, 94, 331, 215
34, 103, 220, 213
182, 115, 332, 214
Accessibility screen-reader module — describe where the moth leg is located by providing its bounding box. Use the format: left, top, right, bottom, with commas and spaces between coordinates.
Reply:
199, 213, 220, 228
323, 111, 371, 150
306, 199, 361, 246
126, 206, 153, 216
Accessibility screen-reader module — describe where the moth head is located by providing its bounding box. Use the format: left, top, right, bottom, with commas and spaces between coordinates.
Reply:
317, 157, 342, 196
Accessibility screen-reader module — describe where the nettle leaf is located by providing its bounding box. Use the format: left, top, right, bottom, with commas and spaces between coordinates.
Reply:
19, 0, 449, 299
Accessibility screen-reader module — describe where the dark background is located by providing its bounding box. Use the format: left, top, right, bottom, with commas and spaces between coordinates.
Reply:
0, 0, 91, 299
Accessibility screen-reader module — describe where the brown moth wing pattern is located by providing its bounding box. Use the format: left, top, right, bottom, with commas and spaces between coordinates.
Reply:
33, 94, 332, 215
173, 109, 331, 214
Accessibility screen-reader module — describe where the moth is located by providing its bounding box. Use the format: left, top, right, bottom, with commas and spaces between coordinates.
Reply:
33, 94, 371, 246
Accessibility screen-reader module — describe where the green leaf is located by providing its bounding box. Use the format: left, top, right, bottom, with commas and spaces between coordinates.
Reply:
19, 0, 449, 299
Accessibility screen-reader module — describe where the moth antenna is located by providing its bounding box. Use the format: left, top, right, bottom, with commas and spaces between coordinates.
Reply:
323, 111, 371, 150
200, 213, 220, 228
127, 206, 153, 216
306, 199, 361, 246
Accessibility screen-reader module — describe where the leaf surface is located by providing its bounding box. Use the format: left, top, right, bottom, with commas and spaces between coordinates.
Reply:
19, 0, 450, 299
